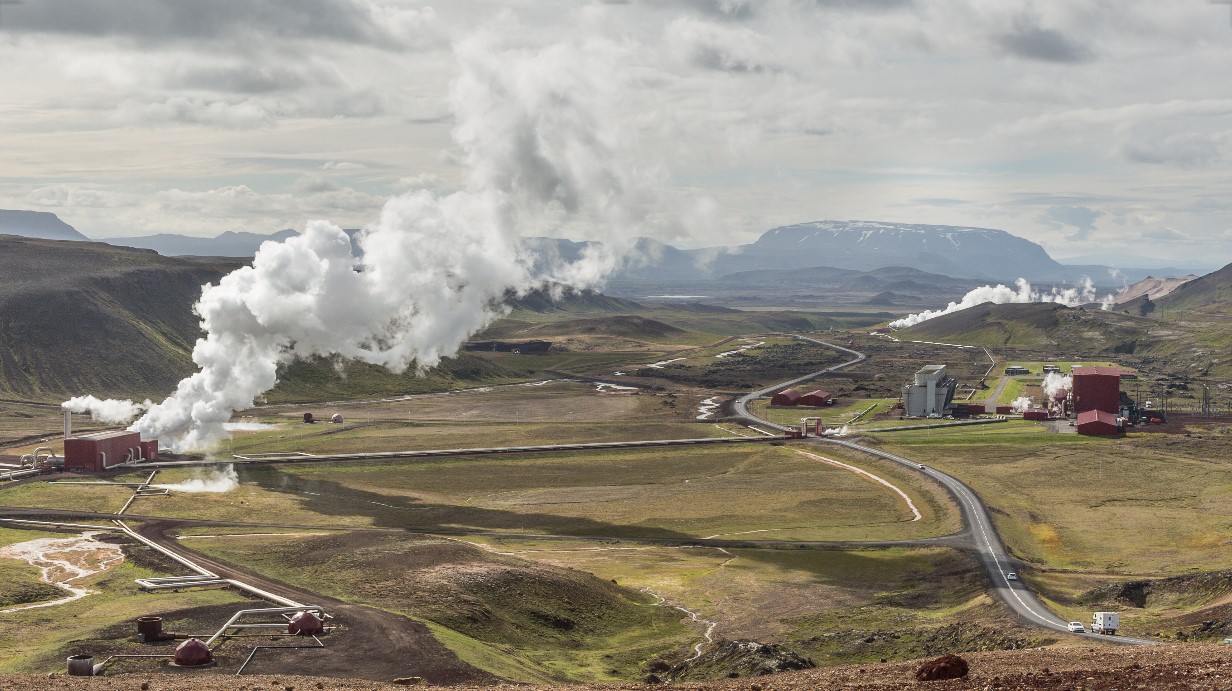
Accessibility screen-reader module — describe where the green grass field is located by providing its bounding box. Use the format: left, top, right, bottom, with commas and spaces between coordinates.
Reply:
873, 425, 1232, 575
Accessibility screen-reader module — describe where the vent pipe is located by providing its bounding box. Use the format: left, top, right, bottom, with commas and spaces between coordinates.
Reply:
64, 410, 72, 440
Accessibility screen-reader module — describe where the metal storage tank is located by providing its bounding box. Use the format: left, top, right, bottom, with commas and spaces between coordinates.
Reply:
1072, 367, 1121, 414
1077, 410, 1120, 436
330, 413, 343, 424
770, 388, 802, 406
64, 430, 141, 472
797, 390, 833, 407
172, 638, 213, 666
288, 610, 325, 635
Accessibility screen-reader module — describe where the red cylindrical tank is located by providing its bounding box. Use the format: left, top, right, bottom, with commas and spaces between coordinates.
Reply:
172, 638, 213, 666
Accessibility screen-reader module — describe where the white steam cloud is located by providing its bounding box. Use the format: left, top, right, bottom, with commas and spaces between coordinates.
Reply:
61, 395, 150, 424
69, 31, 705, 451
889, 277, 1114, 329
1010, 396, 1033, 413
1042, 372, 1072, 400
152, 465, 239, 493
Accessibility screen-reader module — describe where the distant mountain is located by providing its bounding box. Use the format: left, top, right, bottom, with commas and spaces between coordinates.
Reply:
106, 228, 364, 257
94, 217, 1198, 285
107, 229, 298, 256
716, 221, 1068, 280
0, 210, 89, 241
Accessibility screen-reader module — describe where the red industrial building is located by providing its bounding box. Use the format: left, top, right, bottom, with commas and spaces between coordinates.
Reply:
64, 430, 143, 472
1022, 409, 1049, 421
1072, 366, 1121, 415
966, 403, 985, 415
797, 390, 833, 407
1077, 410, 1121, 436
770, 388, 802, 406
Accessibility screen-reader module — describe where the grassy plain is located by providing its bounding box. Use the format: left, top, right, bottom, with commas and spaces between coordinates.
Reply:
871, 423, 1232, 576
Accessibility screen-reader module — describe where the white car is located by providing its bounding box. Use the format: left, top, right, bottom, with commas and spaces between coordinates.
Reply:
916, 463, 926, 469
1067, 622, 1086, 633
1005, 572, 1019, 581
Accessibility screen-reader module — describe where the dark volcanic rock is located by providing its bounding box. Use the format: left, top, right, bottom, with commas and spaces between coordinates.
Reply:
915, 653, 969, 681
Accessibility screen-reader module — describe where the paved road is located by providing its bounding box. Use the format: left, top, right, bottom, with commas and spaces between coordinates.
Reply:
738, 336, 1157, 645
731, 335, 866, 428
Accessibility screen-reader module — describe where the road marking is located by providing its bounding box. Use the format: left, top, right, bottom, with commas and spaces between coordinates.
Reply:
795, 450, 921, 521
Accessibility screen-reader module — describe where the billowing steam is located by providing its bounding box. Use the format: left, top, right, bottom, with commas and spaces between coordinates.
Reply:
889, 277, 1113, 329
1009, 396, 1033, 413
152, 465, 239, 493
1042, 372, 1072, 400
61, 396, 150, 425
69, 32, 699, 451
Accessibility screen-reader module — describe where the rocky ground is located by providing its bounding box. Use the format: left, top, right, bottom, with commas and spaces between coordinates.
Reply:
10, 643, 1232, 690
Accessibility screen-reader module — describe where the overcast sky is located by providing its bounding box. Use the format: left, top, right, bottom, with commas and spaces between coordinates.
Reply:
2, 0, 1230, 267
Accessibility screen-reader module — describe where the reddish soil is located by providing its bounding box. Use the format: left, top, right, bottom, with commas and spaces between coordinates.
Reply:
12, 643, 1232, 689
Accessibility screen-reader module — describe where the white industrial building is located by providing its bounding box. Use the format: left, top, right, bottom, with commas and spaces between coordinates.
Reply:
902, 364, 958, 417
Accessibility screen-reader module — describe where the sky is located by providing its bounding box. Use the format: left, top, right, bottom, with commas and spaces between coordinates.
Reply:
1, 0, 1231, 268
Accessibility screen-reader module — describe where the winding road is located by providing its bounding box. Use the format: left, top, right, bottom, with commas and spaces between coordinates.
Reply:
735, 336, 1156, 645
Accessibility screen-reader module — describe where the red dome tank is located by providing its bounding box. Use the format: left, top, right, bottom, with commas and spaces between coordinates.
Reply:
288, 610, 324, 636
172, 638, 213, 666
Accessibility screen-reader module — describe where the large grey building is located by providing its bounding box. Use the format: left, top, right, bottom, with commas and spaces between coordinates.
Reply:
902, 364, 958, 417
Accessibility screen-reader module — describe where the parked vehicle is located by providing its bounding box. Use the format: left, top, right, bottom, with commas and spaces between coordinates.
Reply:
1092, 611, 1120, 635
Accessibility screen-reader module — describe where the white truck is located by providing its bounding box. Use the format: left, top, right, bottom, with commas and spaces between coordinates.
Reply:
1091, 611, 1120, 635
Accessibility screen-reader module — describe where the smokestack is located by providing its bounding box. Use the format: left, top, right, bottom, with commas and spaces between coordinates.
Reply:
64, 410, 71, 440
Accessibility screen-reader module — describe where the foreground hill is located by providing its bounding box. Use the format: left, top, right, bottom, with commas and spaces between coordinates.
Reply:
11, 643, 1232, 689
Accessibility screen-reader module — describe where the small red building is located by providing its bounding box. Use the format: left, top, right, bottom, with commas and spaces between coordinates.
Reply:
995, 405, 1013, 415
1077, 410, 1120, 436
1022, 409, 1049, 421
966, 403, 985, 415
1072, 367, 1121, 415
139, 440, 159, 462
770, 388, 802, 406
797, 390, 833, 407
64, 430, 141, 472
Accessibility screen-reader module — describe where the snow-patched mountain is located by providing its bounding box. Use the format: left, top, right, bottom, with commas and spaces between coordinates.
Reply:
720, 221, 1065, 280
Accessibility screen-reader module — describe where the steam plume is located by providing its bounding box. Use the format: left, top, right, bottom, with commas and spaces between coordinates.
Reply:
73, 32, 695, 451
889, 277, 1113, 329
1010, 396, 1033, 413
1042, 372, 1072, 400
152, 465, 239, 493
61, 396, 149, 424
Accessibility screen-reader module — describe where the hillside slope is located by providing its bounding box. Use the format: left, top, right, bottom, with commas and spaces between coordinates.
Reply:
1155, 261, 1232, 313
898, 302, 1153, 353
0, 211, 89, 241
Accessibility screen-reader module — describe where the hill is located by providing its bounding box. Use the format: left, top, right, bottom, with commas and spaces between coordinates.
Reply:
1155, 262, 1232, 313
898, 302, 1152, 353
0, 211, 89, 241
0, 238, 656, 402
1114, 275, 1198, 305
0, 236, 241, 400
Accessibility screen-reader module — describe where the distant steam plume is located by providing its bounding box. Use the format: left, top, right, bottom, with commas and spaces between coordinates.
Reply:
1042, 372, 1072, 399
61, 395, 149, 425
889, 277, 1113, 329
73, 32, 699, 451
